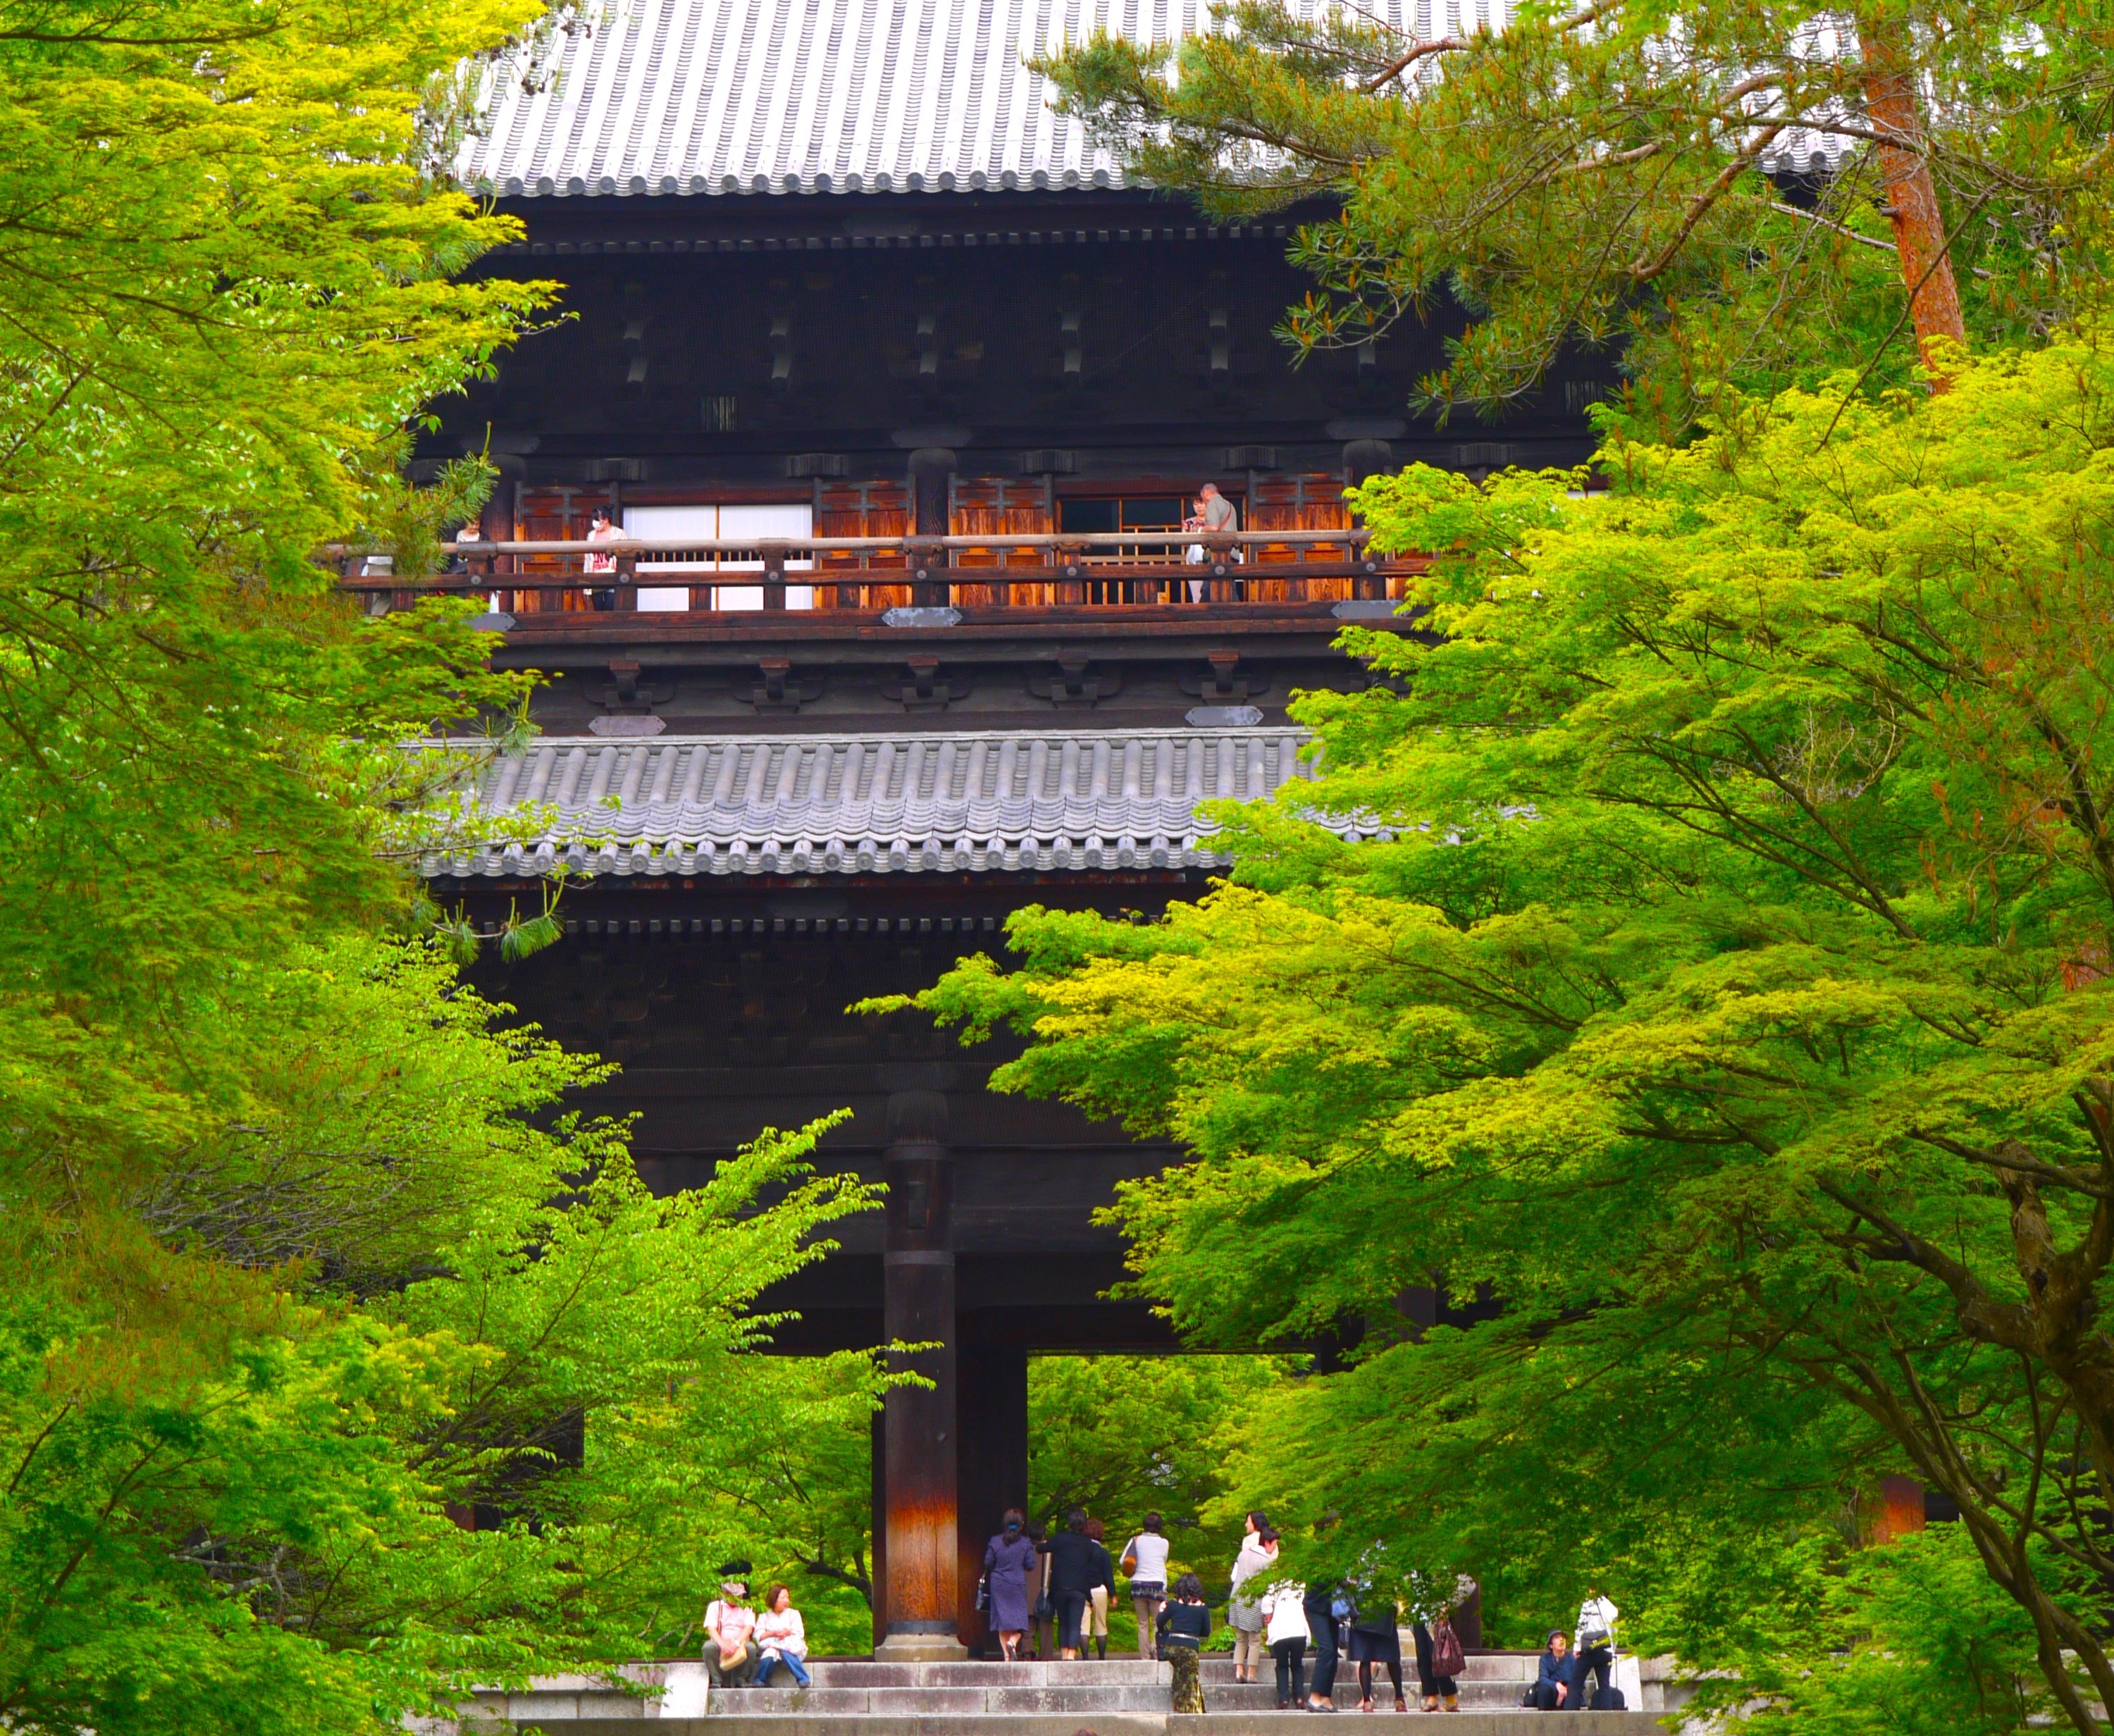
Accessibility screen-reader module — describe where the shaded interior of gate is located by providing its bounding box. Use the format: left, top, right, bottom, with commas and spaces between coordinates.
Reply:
471, 882, 1194, 1652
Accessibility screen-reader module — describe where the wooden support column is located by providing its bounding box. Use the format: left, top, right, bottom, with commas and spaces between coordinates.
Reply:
956, 1346, 1030, 1656
907, 449, 956, 607
870, 1406, 889, 1653
878, 1089, 968, 1660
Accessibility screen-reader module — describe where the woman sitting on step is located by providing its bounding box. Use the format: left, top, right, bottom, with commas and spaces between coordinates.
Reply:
753, 1585, 811, 1689
701, 1571, 759, 1687
1157, 1572, 1213, 1714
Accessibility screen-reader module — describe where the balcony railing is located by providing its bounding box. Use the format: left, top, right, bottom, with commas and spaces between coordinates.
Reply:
339, 528, 1423, 619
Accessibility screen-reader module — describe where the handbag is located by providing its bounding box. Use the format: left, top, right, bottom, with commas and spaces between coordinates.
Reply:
1034, 1546, 1053, 1622
1430, 1618, 1465, 1678
976, 1574, 990, 1613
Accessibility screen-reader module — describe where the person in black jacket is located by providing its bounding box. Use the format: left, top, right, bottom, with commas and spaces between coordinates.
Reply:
1302, 1582, 1343, 1711
1041, 1508, 1103, 1660
1532, 1632, 1572, 1710
1158, 1573, 1212, 1713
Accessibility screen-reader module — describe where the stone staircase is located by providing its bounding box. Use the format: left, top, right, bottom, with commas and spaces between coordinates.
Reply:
455, 1648, 1671, 1735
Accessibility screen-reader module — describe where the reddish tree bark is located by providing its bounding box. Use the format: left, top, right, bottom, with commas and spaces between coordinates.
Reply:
1860, 13, 1967, 384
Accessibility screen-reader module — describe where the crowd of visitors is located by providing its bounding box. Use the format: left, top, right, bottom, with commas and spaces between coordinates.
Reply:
979, 1511, 1488, 1713
701, 1530, 1628, 1717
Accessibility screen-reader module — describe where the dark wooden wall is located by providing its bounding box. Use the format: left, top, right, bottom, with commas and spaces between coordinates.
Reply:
423, 190, 1611, 489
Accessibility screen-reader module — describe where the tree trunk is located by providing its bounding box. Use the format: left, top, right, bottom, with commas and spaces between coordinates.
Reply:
1858, 13, 1967, 384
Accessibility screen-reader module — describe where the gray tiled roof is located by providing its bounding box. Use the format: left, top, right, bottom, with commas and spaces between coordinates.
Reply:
454, 0, 1846, 202
426, 726, 1316, 879
455, 0, 1485, 199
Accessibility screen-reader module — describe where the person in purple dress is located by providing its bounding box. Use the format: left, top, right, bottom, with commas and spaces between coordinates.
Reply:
983, 1508, 1038, 1660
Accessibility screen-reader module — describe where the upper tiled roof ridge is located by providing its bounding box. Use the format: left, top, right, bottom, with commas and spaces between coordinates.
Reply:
455, 0, 1851, 200
421, 724, 1330, 879
455, 0, 1473, 199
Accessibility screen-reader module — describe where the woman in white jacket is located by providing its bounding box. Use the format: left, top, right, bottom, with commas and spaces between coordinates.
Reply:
1259, 1579, 1312, 1710
1226, 1514, 1280, 1685
753, 1585, 810, 1690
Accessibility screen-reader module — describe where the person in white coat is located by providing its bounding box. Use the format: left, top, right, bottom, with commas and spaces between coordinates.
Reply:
1571, 1586, 1619, 1709
1259, 1579, 1312, 1709
1226, 1513, 1280, 1685
753, 1585, 810, 1689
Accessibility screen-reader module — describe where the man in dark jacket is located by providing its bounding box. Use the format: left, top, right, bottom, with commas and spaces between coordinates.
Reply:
1302, 1583, 1343, 1710
1532, 1632, 1572, 1709
1041, 1509, 1103, 1660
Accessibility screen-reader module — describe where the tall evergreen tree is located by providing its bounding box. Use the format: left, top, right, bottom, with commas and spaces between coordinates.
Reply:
1039, 0, 2114, 425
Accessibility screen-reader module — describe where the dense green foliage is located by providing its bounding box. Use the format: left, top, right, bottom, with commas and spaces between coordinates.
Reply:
1028, 1353, 1280, 1546
1020, 1354, 1285, 1655
0, 0, 891, 1729
1039, 0, 2114, 425
889, 335, 2114, 1728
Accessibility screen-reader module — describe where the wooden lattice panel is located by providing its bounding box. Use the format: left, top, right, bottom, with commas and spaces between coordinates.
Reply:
1245, 472, 1355, 602
948, 477, 1056, 607
814, 478, 910, 610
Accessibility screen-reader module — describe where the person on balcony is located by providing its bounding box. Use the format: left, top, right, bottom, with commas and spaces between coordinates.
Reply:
1185, 482, 1240, 600
584, 504, 619, 610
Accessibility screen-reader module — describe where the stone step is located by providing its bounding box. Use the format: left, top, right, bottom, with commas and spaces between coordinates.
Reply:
465, 1653, 1662, 1732
1201, 1651, 1538, 1686
809, 1663, 1169, 1687
486, 1677, 1173, 1722
1202, 1683, 1533, 1712
505, 1716, 1662, 1736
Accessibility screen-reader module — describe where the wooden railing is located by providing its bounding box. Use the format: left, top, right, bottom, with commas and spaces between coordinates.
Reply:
338, 528, 1419, 616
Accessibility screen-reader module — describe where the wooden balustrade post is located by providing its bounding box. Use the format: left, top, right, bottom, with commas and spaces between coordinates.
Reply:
906, 536, 948, 609
1354, 538, 1385, 602
1053, 540, 1087, 607
614, 552, 638, 612
1205, 531, 1240, 604
760, 539, 791, 610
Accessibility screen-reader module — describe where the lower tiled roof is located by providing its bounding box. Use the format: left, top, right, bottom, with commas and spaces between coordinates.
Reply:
424, 726, 1315, 879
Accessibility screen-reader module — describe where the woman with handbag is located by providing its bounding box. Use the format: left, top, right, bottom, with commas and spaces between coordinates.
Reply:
1408, 1571, 1466, 1712
983, 1509, 1038, 1661
701, 1573, 760, 1688
1411, 1616, 1464, 1713
1121, 1513, 1172, 1660
1227, 1513, 1279, 1685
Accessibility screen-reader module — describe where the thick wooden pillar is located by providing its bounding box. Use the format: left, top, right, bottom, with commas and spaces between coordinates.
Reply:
870, 1407, 889, 1652
878, 1089, 966, 1659
907, 448, 955, 607
956, 1346, 1030, 1655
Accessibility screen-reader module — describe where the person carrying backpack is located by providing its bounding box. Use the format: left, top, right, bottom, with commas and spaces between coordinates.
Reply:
1571, 1587, 1620, 1709
1260, 1578, 1312, 1709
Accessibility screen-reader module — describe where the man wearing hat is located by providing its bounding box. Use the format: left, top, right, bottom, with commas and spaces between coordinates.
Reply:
703, 1561, 760, 1687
